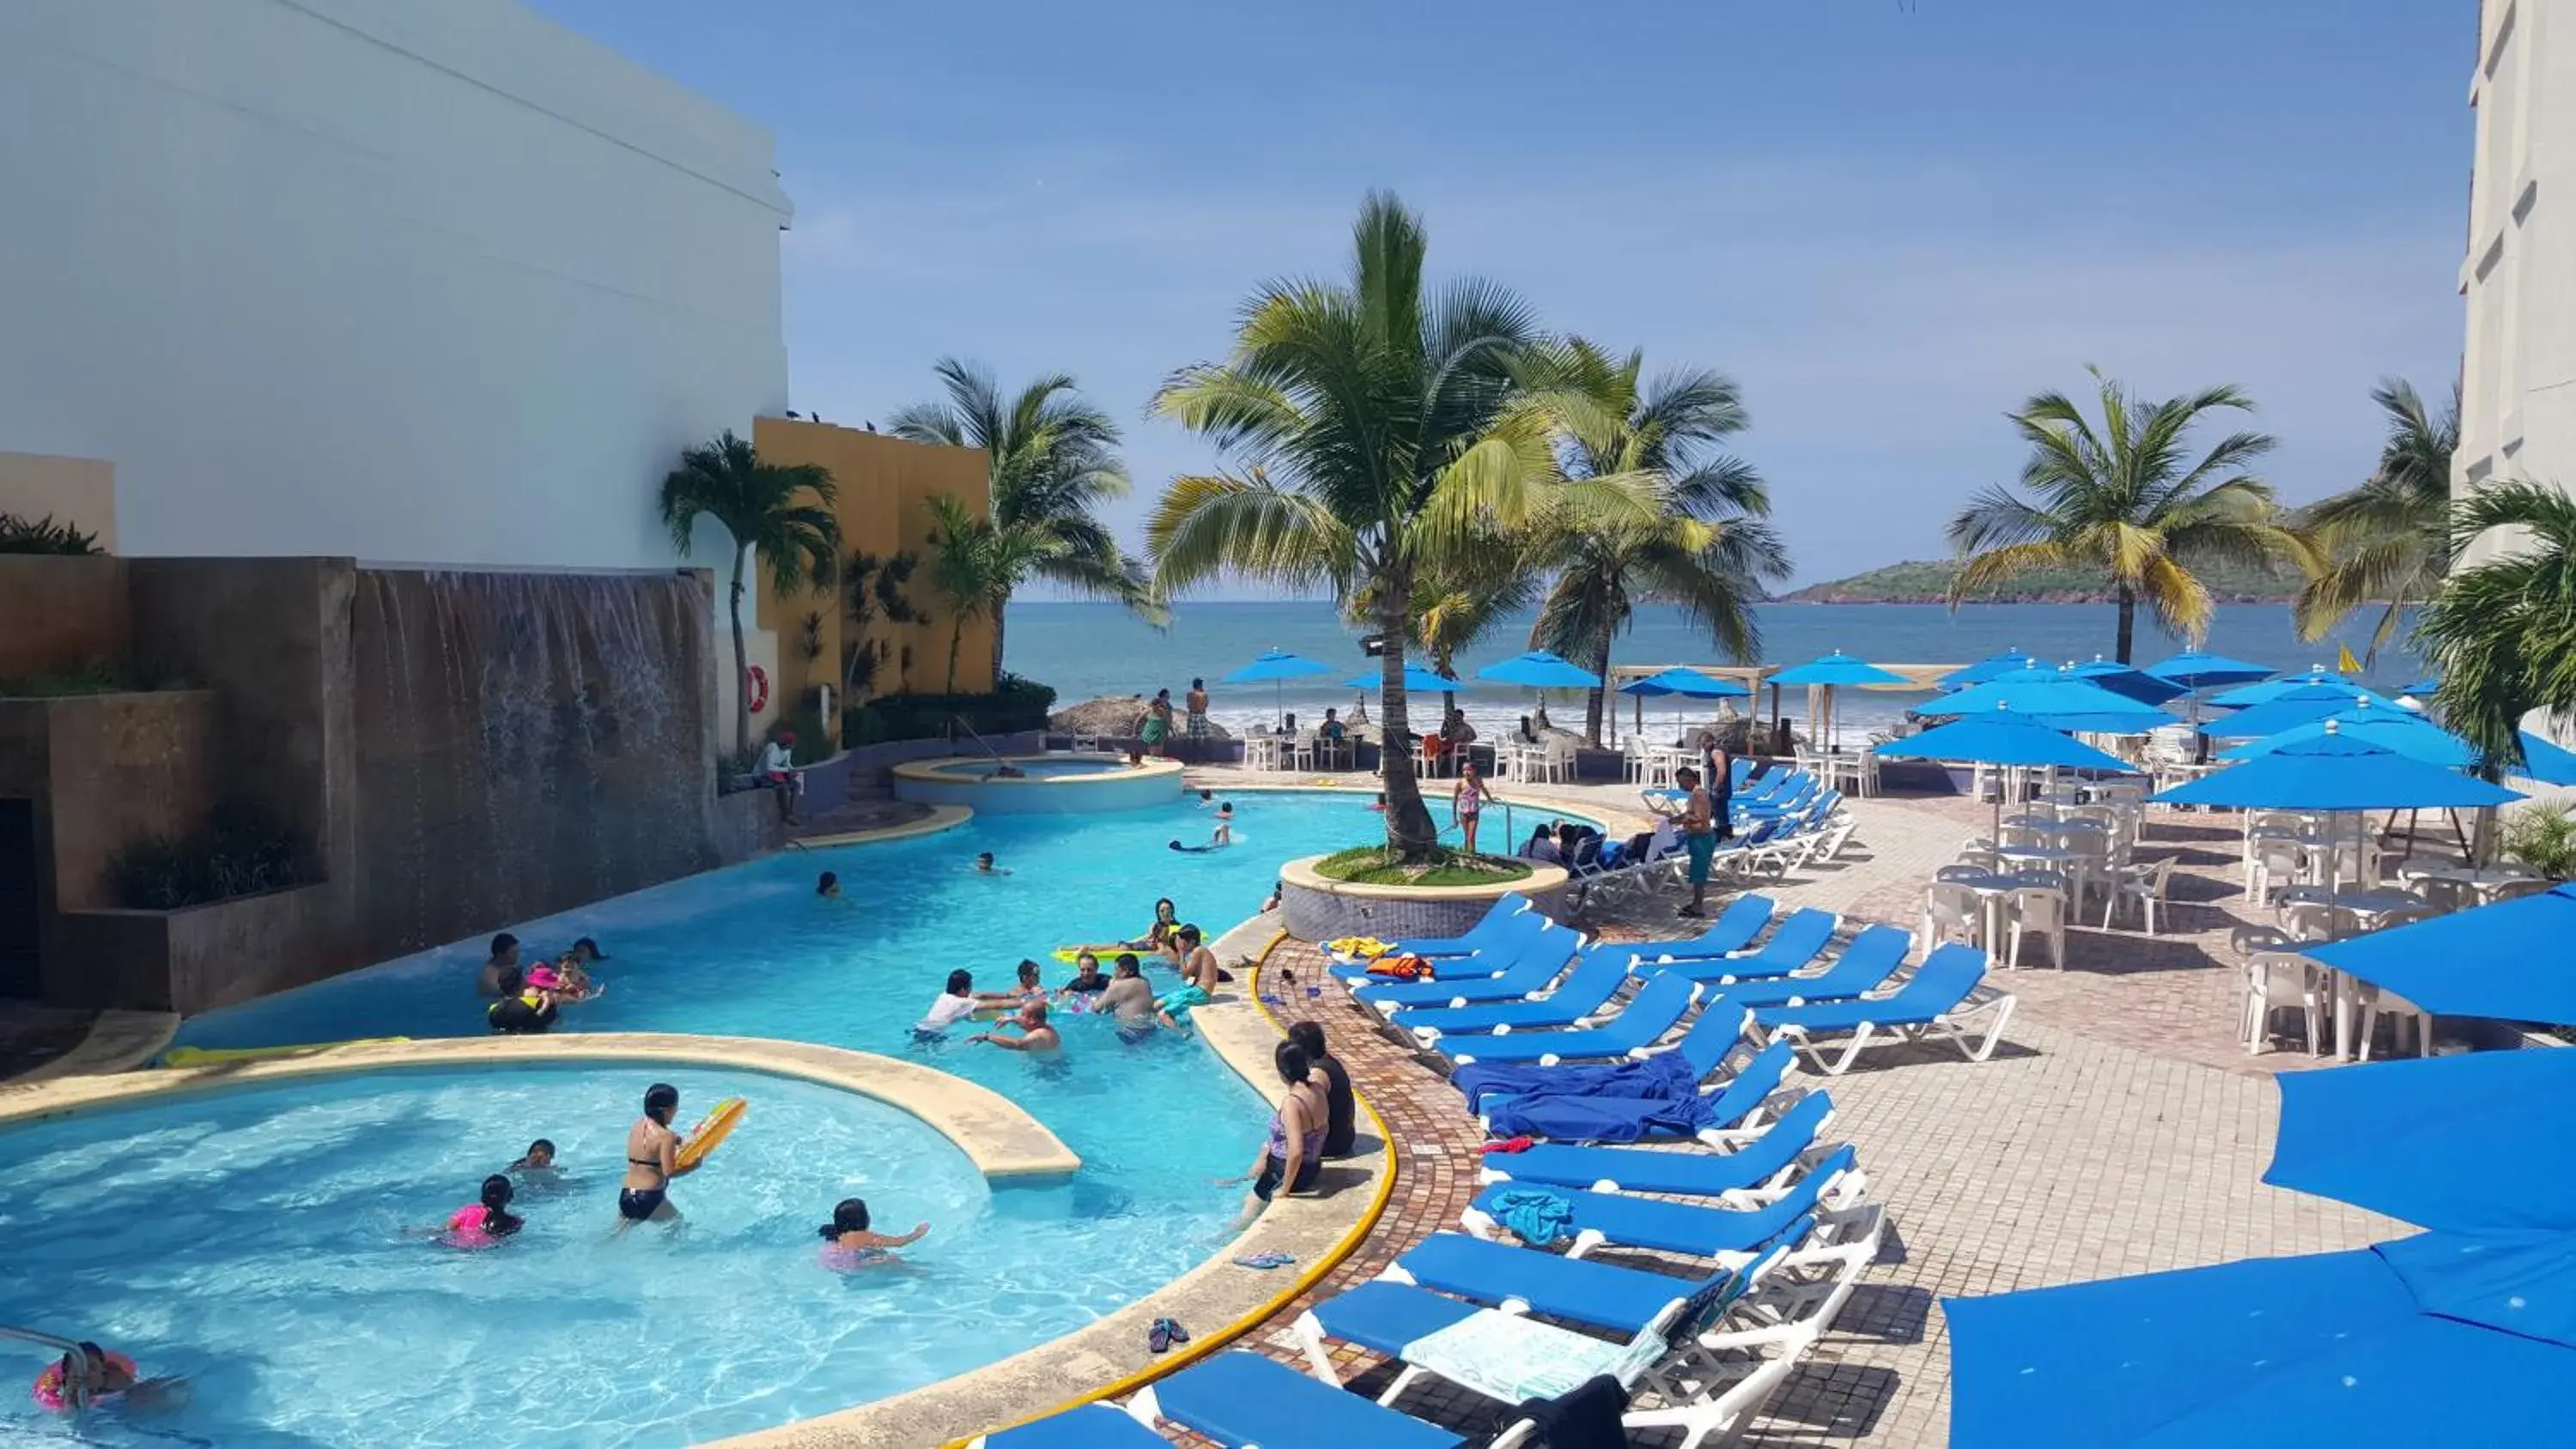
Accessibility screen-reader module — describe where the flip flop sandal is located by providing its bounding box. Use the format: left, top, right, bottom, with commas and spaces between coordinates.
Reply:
1148, 1318, 1175, 1354
1232, 1252, 1297, 1270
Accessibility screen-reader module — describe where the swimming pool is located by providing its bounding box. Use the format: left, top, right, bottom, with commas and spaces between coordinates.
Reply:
0, 1066, 1112, 1447
146, 789, 1558, 1442
889, 754, 1183, 812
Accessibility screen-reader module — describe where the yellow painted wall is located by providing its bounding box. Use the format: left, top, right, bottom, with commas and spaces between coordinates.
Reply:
750, 417, 996, 730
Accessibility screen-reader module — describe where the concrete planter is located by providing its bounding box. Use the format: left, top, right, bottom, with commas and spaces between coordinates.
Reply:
0, 554, 130, 679
1275, 852, 1571, 943
52, 882, 348, 1015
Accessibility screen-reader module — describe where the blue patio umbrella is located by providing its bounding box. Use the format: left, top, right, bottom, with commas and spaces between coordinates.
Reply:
2217, 707, 2476, 769
1618, 666, 1751, 744
2154, 730, 2521, 814
1925, 673, 2172, 722
2143, 650, 2273, 688
1878, 709, 2134, 837
2402, 674, 2442, 697
2208, 667, 2342, 707
1938, 651, 2039, 689
2197, 683, 2400, 738
2268, 1046, 2576, 1230
1947, 1235, 2573, 1447
1474, 650, 1602, 689
2024, 709, 2179, 734
1767, 651, 1905, 755
1222, 647, 1334, 727
2511, 730, 2576, 786
2066, 658, 2190, 706
1344, 663, 1461, 694
2302, 888, 2576, 1030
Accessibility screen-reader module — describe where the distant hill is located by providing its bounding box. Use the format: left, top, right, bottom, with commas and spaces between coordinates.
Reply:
1782, 555, 2306, 605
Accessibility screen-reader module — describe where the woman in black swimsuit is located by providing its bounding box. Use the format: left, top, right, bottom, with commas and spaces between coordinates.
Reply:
617, 1082, 698, 1228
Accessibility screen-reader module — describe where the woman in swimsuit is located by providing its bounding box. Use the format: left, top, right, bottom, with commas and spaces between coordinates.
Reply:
617, 1082, 700, 1228
1451, 760, 1487, 857
1226, 1040, 1329, 1228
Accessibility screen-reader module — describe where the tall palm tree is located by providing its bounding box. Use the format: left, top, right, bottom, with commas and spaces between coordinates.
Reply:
2293, 379, 2460, 660
1147, 191, 1658, 858
889, 360, 1161, 683
659, 430, 840, 756
2420, 482, 2576, 772
1521, 341, 1790, 743
921, 494, 1066, 694
1948, 370, 2306, 663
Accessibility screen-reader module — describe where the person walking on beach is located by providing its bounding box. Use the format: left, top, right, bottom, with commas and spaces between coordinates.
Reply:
1451, 760, 1487, 858
1185, 678, 1211, 755
1674, 765, 1720, 919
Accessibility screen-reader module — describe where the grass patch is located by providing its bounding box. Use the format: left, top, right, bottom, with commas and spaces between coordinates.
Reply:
1314, 843, 1534, 888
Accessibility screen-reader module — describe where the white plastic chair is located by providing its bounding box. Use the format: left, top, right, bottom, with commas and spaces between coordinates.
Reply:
2003, 887, 2069, 970
2246, 839, 2302, 905
2101, 856, 2178, 933
1921, 882, 1984, 954
2280, 899, 2344, 943
2243, 951, 2324, 1055
1069, 732, 1101, 753
2354, 980, 2434, 1060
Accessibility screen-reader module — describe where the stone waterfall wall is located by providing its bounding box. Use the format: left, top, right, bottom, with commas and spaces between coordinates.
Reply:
350, 568, 720, 958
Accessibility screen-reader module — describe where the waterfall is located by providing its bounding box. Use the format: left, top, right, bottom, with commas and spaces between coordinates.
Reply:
351, 568, 715, 955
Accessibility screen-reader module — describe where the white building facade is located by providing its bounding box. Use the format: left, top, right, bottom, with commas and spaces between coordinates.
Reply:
2458, 0, 2576, 559
0, 0, 791, 569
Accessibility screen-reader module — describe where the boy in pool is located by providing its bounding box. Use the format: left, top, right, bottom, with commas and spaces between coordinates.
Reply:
974, 852, 1011, 876
914, 969, 978, 1036
975, 959, 1048, 1012
1097, 954, 1157, 1038
508, 1138, 563, 1191
817, 870, 841, 898
817, 1197, 929, 1270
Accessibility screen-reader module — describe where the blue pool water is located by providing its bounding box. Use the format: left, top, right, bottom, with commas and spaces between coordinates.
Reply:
0, 1067, 1078, 1446
113, 790, 1546, 1443
947, 758, 1131, 779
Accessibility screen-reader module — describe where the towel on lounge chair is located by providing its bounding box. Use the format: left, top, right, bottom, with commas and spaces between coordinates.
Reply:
1486, 1089, 1718, 1143
1486, 1188, 1576, 1246
1451, 1042, 1701, 1113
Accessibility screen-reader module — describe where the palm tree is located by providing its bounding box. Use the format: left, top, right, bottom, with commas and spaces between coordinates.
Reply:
1947, 370, 2306, 663
889, 360, 1162, 684
1522, 341, 1790, 743
1147, 191, 1658, 858
2420, 482, 2576, 771
921, 494, 1066, 694
841, 548, 922, 703
2293, 379, 2459, 660
659, 430, 840, 756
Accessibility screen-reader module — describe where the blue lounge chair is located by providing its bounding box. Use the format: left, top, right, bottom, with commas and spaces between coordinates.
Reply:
1450, 997, 1759, 1113
1388, 1223, 1806, 1336
1374, 893, 1535, 959
1479, 1088, 1835, 1197
1327, 900, 1548, 979
1597, 894, 1777, 963
1388, 944, 1638, 1040
1440, 972, 1698, 1066
1651, 922, 1909, 997
1128, 1349, 1533, 1449
1480, 1039, 1796, 1144
1466, 1145, 1861, 1259
1752, 944, 2014, 1075
966, 1403, 1169, 1448
1637, 907, 1838, 984
1348, 925, 1582, 1010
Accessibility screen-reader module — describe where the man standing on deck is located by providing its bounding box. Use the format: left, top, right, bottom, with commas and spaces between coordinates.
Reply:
1674, 766, 1720, 919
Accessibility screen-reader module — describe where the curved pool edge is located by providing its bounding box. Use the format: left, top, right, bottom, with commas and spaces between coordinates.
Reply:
5, 1009, 179, 1084
0, 1034, 1079, 1180
794, 803, 976, 850
710, 925, 1400, 1449
890, 755, 1186, 813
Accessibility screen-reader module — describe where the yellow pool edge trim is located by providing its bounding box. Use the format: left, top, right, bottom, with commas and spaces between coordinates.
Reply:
793, 802, 975, 850
943, 925, 1400, 1447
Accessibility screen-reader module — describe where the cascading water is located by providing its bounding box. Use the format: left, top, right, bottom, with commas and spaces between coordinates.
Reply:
351, 568, 715, 956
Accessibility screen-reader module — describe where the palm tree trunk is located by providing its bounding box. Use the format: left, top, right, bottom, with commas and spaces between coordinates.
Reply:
947, 615, 963, 694
2114, 585, 2137, 664
1376, 583, 1440, 860
728, 551, 751, 761
992, 594, 1009, 690
1583, 635, 1611, 747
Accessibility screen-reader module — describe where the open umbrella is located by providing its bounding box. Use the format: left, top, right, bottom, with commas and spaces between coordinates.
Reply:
1939, 651, 2039, 689
1925, 671, 2172, 723
2208, 667, 2342, 707
1344, 663, 1461, 694
2143, 650, 2273, 688
2510, 730, 2576, 786
1222, 647, 1333, 728
1617, 667, 1749, 744
2218, 706, 2476, 769
2268, 1046, 2576, 1229
2302, 886, 2576, 1028
2155, 726, 2521, 893
1875, 708, 2133, 839
1474, 649, 1601, 737
2401, 674, 2441, 697
2198, 684, 2402, 738
2067, 658, 2190, 706
1768, 652, 1905, 754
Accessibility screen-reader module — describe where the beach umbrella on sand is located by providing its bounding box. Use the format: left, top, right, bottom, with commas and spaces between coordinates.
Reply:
1222, 647, 1333, 728
1940, 651, 2040, 689
1947, 1047, 2576, 1449
1875, 708, 2134, 839
1618, 667, 1750, 743
1769, 652, 1905, 754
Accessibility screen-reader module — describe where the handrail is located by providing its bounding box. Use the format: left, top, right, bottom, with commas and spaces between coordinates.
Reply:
1, 1325, 82, 1356
950, 714, 1005, 763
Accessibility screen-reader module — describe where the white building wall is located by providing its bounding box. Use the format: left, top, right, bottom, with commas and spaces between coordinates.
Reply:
0, 0, 792, 570
2458, 0, 2576, 560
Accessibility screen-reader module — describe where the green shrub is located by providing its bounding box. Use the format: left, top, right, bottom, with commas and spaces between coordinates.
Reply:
2504, 803, 2576, 882
0, 512, 103, 555
107, 803, 319, 910
1312, 843, 1533, 888
842, 673, 1058, 748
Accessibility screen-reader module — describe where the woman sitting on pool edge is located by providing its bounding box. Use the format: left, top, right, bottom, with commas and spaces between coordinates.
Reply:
816, 1197, 928, 1270
617, 1082, 701, 1228
1224, 1040, 1328, 1228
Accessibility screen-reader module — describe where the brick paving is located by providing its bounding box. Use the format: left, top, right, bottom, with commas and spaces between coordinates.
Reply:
1098, 772, 2416, 1446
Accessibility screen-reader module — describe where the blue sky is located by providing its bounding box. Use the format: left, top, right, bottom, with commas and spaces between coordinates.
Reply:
534, 0, 2473, 591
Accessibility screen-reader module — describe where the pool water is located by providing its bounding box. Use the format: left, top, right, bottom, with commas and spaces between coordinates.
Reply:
0, 1067, 1103, 1447
134, 790, 1543, 1444
950, 758, 1131, 779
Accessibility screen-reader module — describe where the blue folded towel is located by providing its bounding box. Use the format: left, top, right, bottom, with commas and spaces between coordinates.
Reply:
1487, 1188, 1577, 1246
1487, 1090, 1718, 1144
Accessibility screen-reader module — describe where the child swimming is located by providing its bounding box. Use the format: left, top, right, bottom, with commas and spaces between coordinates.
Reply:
816, 1197, 928, 1270
914, 969, 978, 1036
974, 852, 1011, 876
441, 1174, 524, 1249
30, 1342, 186, 1415
817, 870, 841, 898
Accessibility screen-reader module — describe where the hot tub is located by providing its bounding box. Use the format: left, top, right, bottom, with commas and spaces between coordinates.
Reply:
889, 754, 1186, 814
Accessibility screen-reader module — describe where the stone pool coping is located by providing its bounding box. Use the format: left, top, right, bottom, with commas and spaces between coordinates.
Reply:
891, 753, 1187, 788
0, 1033, 1080, 1179
710, 926, 1399, 1449
794, 802, 975, 849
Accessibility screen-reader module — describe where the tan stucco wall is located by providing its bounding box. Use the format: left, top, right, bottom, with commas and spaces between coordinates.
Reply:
750, 418, 997, 722
0, 451, 117, 550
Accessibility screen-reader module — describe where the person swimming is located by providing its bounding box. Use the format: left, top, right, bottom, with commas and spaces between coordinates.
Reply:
815, 1197, 929, 1270
975, 959, 1048, 1011
1120, 898, 1181, 955
1097, 953, 1157, 1040
817, 870, 841, 898
969, 999, 1061, 1052
475, 932, 520, 997
974, 852, 1011, 876
442, 1173, 525, 1248
1170, 803, 1235, 852
485, 967, 558, 1034
617, 1082, 698, 1228
1060, 951, 1109, 999
30, 1341, 185, 1415
914, 968, 978, 1036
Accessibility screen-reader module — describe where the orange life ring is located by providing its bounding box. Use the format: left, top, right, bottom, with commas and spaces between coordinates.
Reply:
747, 664, 771, 715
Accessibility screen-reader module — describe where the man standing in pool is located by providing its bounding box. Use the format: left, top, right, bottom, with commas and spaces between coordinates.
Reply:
617, 1082, 702, 1229
475, 933, 519, 996
968, 999, 1060, 1053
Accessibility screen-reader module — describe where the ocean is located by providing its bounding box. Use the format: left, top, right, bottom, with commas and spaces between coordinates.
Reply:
1002, 600, 2427, 742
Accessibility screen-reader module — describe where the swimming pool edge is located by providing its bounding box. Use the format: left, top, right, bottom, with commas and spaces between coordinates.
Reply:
793, 803, 977, 850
